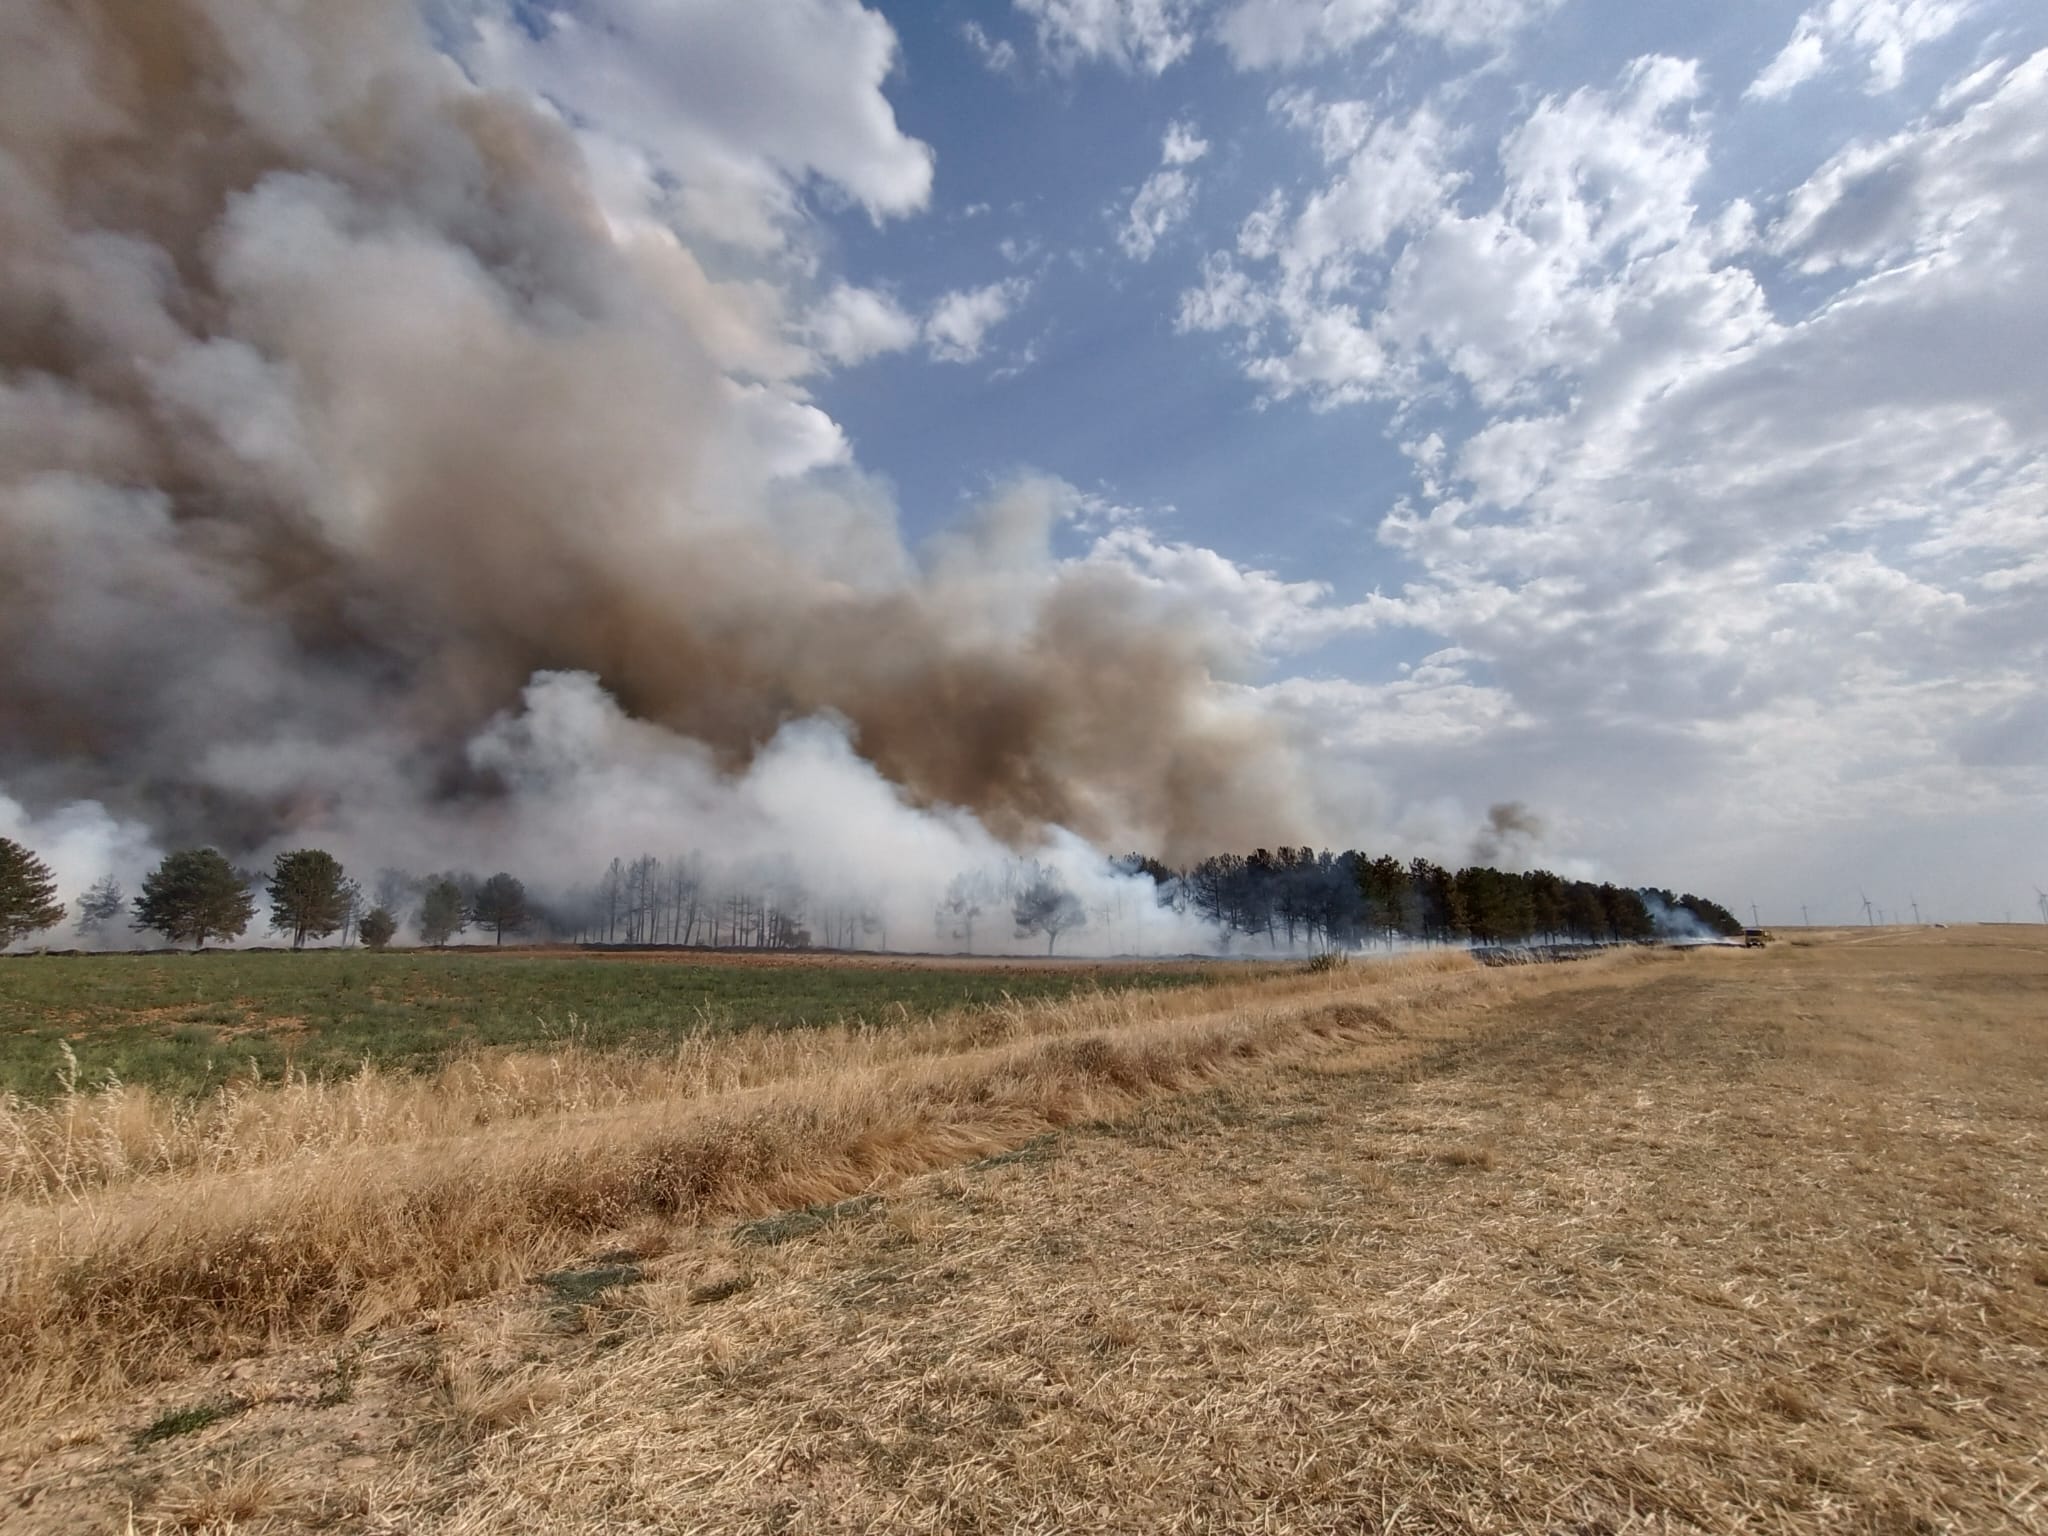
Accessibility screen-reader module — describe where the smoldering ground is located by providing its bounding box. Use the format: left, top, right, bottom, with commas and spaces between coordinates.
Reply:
0, 0, 1356, 938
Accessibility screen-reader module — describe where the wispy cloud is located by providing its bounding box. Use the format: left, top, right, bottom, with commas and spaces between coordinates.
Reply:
1120, 119, 1210, 260
925, 280, 1033, 363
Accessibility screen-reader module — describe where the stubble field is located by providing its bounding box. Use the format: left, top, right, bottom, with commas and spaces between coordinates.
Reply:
3, 929, 2044, 1533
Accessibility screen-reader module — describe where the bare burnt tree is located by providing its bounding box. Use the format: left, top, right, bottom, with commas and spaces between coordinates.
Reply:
1012, 866, 1087, 955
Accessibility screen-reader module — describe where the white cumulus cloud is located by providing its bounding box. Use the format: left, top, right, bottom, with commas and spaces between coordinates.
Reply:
806, 284, 921, 366
925, 280, 1032, 364
1218, 0, 1564, 69
1015, 0, 1201, 74
1176, 42, 2048, 912
1184, 58, 1739, 410
1080, 525, 1394, 657
455, 0, 934, 251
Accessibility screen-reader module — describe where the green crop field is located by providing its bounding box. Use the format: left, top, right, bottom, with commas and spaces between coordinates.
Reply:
0, 950, 1221, 1100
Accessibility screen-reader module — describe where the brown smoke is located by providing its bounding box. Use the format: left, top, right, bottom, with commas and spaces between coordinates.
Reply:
0, 0, 1324, 867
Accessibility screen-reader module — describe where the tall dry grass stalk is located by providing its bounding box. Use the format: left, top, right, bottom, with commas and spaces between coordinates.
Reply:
0, 950, 1582, 1428
11, 968, 1364, 1200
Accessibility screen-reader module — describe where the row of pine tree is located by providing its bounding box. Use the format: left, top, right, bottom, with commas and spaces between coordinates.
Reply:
3, 834, 1739, 953
0, 839, 529, 950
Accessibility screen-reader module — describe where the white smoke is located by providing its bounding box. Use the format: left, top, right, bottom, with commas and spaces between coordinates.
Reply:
0, 0, 1345, 915
1638, 891, 1712, 942
93, 671, 1211, 954
443, 672, 1223, 954
0, 793, 161, 949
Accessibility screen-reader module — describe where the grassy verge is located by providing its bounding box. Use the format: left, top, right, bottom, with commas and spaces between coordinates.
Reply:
0, 950, 1222, 1100
19, 935, 2043, 1533
0, 952, 1509, 1442
20, 929, 2027, 1536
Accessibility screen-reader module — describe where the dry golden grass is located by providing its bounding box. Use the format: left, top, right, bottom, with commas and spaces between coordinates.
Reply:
7, 931, 2045, 1534
0, 953, 1495, 1433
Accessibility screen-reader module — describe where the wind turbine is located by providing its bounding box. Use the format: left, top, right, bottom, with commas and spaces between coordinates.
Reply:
1860, 890, 1875, 926
1800, 904, 1811, 927
2036, 886, 2048, 925
1910, 895, 1921, 925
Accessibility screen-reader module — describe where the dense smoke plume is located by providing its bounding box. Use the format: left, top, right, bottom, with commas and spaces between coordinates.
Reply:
1469, 802, 1545, 871
0, 0, 1336, 941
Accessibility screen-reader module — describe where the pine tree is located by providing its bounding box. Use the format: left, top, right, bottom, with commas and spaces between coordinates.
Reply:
133, 849, 256, 949
266, 849, 350, 948
418, 877, 468, 947
0, 838, 67, 946
468, 873, 529, 946
358, 906, 398, 949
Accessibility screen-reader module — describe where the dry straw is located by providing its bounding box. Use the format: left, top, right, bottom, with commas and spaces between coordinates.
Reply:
1, 950, 1527, 1426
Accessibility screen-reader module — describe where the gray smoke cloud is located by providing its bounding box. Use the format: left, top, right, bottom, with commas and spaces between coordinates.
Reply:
0, 0, 1343, 940
1469, 801, 1546, 870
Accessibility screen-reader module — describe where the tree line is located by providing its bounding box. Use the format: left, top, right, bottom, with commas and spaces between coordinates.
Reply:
0, 833, 1740, 954
1130, 848, 1741, 949
0, 838, 530, 951
506, 854, 1092, 954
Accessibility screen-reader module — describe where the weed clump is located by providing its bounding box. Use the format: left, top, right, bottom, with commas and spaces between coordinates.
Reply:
736, 1195, 882, 1247
316, 1346, 362, 1407
538, 1264, 646, 1305
133, 1396, 248, 1449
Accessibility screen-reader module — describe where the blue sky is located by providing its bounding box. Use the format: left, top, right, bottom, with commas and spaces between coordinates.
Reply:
450, 0, 2048, 920
698, 0, 2046, 921
8, 0, 2047, 931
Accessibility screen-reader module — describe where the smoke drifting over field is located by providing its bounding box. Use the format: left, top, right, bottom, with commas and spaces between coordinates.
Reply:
0, 0, 1337, 944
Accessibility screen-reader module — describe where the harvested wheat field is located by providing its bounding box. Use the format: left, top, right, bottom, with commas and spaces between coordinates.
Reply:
4, 930, 2045, 1533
